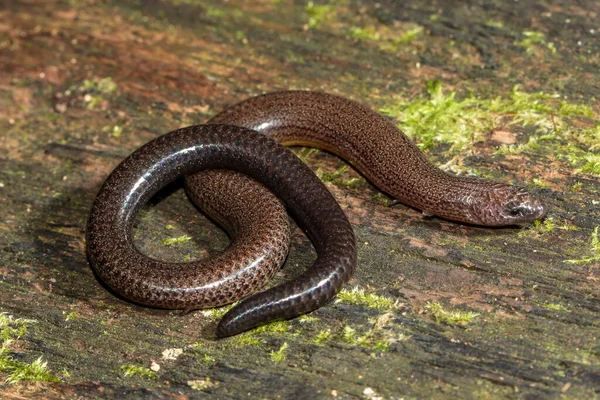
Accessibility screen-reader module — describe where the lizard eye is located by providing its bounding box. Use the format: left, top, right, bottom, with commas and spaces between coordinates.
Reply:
506, 200, 524, 216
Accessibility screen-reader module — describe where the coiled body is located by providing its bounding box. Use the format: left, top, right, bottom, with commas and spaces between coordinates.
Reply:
86, 125, 356, 337
87, 91, 547, 337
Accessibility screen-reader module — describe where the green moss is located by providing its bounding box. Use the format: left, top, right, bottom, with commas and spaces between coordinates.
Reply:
305, 2, 333, 29
201, 354, 216, 364
200, 304, 234, 319
564, 226, 600, 265
228, 333, 263, 347
393, 26, 424, 45
531, 178, 549, 188
292, 147, 320, 163
297, 315, 317, 324
119, 364, 157, 379
543, 303, 569, 312
234, 30, 247, 44
335, 286, 399, 311
425, 302, 479, 326
574, 153, 600, 175
162, 234, 192, 246
380, 80, 493, 153
217, 320, 290, 347
570, 182, 583, 192
381, 81, 598, 179
349, 26, 380, 41
313, 328, 332, 344
340, 325, 391, 352
1, 356, 60, 384
559, 102, 593, 117
526, 217, 555, 235
254, 320, 290, 334
65, 311, 79, 321
82, 77, 117, 94
102, 124, 123, 137
516, 31, 556, 54
0, 315, 59, 384
270, 342, 288, 363
318, 165, 363, 189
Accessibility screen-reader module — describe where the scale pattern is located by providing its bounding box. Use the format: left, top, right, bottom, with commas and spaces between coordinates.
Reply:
87, 91, 548, 337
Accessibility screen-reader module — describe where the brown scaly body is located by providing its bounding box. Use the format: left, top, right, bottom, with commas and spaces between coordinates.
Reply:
87, 91, 547, 337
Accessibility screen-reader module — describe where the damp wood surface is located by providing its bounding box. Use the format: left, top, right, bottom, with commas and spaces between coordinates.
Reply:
1, 0, 599, 398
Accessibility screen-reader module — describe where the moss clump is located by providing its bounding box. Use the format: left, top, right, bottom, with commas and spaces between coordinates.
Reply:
313, 328, 332, 344
0, 314, 59, 384
516, 31, 556, 55
305, 2, 335, 29
531, 178, 549, 188
380, 82, 599, 175
200, 303, 235, 320
425, 302, 479, 326
526, 218, 555, 235
570, 182, 583, 192
64, 311, 79, 321
349, 26, 380, 41
381, 80, 493, 153
342, 325, 390, 352
162, 234, 192, 246
254, 320, 290, 334
318, 165, 364, 189
0, 356, 60, 385
335, 287, 399, 311
564, 226, 600, 265
270, 342, 289, 363
543, 303, 569, 312
574, 153, 600, 175
119, 364, 157, 379
80, 77, 118, 110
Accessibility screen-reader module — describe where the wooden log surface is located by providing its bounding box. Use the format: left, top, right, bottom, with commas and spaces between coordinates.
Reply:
0, 0, 599, 398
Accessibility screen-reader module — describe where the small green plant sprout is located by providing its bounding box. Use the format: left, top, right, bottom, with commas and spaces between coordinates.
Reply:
570, 182, 583, 192
64, 310, 79, 321
200, 303, 234, 319
574, 153, 600, 175
120, 364, 157, 379
305, 2, 334, 29
564, 226, 600, 265
341, 325, 390, 352
543, 303, 569, 312
528, 217, 555, 235
0, 314, 59, 384
516, 30, 556, 54
297, 315, 317, 324
318, 165, 363, 189
350, 26, 380, 41
80, 77, 118, 110
162, 234, 192, 246
2, 356, 60, 384
201, 354, 216, 364
82, 77, 118, 94
254, 320, 289, 334
270, 342, 289, 363
314, 328, 332, 344
425, 302, 479, 326
335, 286, 399, 311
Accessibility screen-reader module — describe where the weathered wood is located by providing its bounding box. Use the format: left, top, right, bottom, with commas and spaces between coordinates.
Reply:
0, 0, 598, 398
